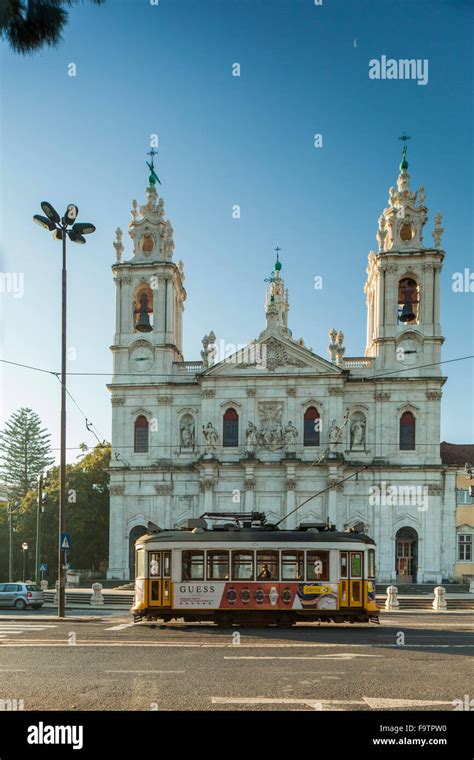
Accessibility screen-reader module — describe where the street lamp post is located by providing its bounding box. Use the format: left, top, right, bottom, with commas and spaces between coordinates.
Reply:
33, 203, 95, 616
35, 471, 49, 584
21, 542, 28, 583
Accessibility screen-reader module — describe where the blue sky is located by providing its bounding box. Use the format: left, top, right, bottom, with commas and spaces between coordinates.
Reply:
0, 0, 472, 462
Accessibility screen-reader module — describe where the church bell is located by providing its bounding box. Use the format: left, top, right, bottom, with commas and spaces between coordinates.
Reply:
135, 293, 153, 332
399, 300, 416, 323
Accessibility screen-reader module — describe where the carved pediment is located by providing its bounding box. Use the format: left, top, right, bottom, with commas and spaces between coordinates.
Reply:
202, 336, 342, 376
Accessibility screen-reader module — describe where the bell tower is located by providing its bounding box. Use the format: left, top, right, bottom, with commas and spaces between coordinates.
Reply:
111, 152, 186, 380
364, 137, 445, 374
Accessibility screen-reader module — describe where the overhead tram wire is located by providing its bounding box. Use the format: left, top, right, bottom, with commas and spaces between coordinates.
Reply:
273, 466, 369, 528
1, 354, 473, 380
1, 354, 472, 454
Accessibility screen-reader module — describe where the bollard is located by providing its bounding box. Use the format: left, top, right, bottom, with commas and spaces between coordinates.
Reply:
432, 586, 447, 610
40, 580, 48, 592
90, 582, 104, 606
385, 585, 399, 610
53, 580, 60, 605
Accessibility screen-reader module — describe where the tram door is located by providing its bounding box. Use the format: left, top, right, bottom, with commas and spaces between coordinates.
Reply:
148, 551, 172, 607
339, 551, 363, 607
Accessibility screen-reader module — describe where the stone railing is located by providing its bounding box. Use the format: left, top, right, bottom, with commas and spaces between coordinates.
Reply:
174, 361, 204, 375
343, 357, 375, 369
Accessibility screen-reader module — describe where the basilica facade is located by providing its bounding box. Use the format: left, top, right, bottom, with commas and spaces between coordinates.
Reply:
107, 152, 456, 584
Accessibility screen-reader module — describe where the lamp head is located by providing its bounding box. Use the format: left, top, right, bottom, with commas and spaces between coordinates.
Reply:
33, 214, 56, 232
41, 201, 60, 224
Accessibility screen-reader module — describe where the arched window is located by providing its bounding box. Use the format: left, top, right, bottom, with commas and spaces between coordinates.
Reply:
304, 407, 320, 446
397, 277, 419, 325
399, 412, 415, 450
223, 408, 239, 447
134, 415, 149, 453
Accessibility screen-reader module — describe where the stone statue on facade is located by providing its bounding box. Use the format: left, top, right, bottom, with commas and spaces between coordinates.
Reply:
328, 419, 342, 452
180, 417, 195, 451
245, 422, 258, 455
202, 422, 218, 455
350, 415, 366, 450
283, 421, 298, 453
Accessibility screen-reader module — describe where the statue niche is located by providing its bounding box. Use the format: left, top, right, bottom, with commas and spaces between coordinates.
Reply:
179, 414, 195, 452
349, 413, 366, 451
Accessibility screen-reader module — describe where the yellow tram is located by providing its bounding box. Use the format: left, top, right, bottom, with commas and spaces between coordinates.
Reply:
131, 512, 379, 626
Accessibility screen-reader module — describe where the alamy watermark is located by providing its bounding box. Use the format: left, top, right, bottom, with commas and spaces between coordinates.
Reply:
369, 56, 428, 86
369, 482, 429, 512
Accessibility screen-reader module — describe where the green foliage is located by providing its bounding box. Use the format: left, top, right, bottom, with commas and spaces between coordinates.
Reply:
0, 407, 54, 502
0, 0, 105, 55
1, 443, 111, 583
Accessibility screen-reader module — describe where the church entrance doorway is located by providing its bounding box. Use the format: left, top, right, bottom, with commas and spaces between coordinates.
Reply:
395, 527, 418, 584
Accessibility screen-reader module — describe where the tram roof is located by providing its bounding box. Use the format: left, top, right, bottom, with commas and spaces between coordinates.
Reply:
137, 529, 376, 546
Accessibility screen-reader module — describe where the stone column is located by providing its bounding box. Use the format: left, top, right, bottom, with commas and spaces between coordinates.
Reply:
121, 275, 133, 334
327, 464, 340, 527
107, 485, 126, 580
285, 476, 297, 529
421, 263, 432, 327
244, 470, 255, 512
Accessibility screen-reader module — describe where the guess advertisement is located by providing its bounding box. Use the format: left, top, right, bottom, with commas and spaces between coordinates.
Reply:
173, 583, 225, 609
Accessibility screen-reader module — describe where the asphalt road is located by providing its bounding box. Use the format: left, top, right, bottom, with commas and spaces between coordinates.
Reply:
0, 611, 472, 711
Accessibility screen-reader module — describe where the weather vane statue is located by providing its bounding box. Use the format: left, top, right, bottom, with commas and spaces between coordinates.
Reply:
146, 148, 161, 186
398, 133, 411, 172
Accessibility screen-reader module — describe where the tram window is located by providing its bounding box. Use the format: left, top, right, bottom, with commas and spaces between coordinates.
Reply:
306, 551, 329, 581
149, 552, 161, 577
207, 551, 229, 580
256, 551, 279, 581
340, 552, 348, 578
281, 551, 304, 581
182, 550, 204, 581
163, 552, 171, 578
368, 549, 375, 579
135, 549, 145, 578
232, 551, 254, 581
351, 553, 362, 578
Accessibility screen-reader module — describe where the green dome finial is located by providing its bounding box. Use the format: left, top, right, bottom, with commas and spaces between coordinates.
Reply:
398, 133, 410, 173
146, 147, 161, 186
274, 245, 282, 271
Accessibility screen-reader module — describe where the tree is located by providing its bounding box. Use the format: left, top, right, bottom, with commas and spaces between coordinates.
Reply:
9, 443, 111, 582
0, 0, 105, 56
0, 408, 54, 502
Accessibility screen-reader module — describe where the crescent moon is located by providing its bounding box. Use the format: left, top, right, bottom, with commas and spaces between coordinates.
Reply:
353, 38, 357, 47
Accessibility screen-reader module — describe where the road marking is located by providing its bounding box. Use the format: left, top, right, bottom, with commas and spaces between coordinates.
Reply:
363, 697, 453, 709
0, 624, 57, 628
104, 623, 135, 631
212, 697, 364, 710
104, 670, 185, 674
224, 654, 383, 660
212, 696, 454, 710
0, 640, 472, 649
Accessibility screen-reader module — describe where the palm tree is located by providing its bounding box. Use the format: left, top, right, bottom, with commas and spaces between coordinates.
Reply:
0, 0, 105, 55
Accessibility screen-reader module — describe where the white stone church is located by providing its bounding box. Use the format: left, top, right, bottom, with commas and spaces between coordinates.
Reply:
107, 148, 456, 584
